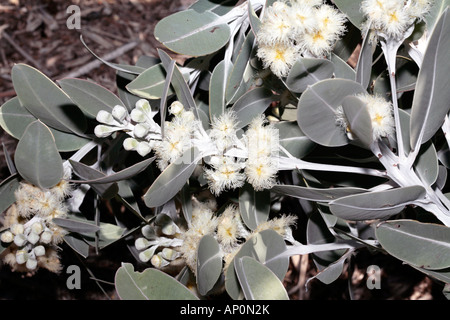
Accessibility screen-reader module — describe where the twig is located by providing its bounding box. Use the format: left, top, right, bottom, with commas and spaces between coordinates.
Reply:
57, 41, 139, 79
1, 30, 50, 74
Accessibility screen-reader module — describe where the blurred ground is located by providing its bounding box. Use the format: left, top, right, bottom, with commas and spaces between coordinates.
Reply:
0, 0, 447, 300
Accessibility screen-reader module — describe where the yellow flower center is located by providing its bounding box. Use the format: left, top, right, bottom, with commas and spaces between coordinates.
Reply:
374, 113, 384, 125
275, 49, 286, 62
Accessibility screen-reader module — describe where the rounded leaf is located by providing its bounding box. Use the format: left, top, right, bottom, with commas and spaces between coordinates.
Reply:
234, 256, 289, 300
154, 9, 231, 57
115, 263, 198, 300
225, 229, 288, 299
14, 120, 63, 189
196, 235, 223, 296
286, 58, 335, 93
297, 79, 366, 147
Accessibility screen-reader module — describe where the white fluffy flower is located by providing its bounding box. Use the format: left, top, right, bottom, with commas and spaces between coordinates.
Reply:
204, 156, 246, 195
361, 94, 395, 140
256, 42, 300, 78
209, 111, 239, 152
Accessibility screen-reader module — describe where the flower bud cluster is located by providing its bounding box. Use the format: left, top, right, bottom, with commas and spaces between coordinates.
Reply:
256, 0, 347, 77
94, 100, 161, 157
0, 169, 72, 273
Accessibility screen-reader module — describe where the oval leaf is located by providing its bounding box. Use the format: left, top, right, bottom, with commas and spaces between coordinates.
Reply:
376, 219, 450, 270
286, 58, 335, 93
154, 9, 231, 57
12, 64, 86, 135
197, 235, 223, 296
234, 256, 289, 300
231, 87, 274, 129
275, 121, 315, 159
341, 95, 373, 147
14, 120, 64, 189
59, 78, 125, 118
0, 174, 20, 215
329, 186, 426, 221
115, 262, 198, 300
225, 229, 288, 300
239, 182, 270, 230
297, 78, 366, 147
144, 147, 201, 208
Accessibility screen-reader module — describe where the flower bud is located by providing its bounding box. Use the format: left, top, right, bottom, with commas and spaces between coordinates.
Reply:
26, 258, 38, 270
136, 141, 152, 157
161, 248, 180, 261
27, 232, 40, 245
33, 245, 46, 257
94, 125, 118, 138
169, 101, 184, 116
141, 225, 155, 239
31, 222, 44, 235
96, 110, 115, 125
10, 223, 24, 235
130, 108, 146, 123
112, 105, 128, 122
16, 249, 28, 264
135, 237, 150, 251
40, 231, 53, 244
1, 231, 14, 243
135, 99, 151, 113
138, 246, 157, 263
134, 123, 150, 139
123, 137, 138, 151
151, 253, 170, 268
161, 221, 180, 236
14, 234, 27, 247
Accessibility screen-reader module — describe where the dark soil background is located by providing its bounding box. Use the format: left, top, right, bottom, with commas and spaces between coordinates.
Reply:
0, 0, 447, 300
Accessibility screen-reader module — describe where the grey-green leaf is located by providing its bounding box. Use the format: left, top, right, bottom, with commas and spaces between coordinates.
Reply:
376, 219, 450, 270
143, 147, 201, 208
58, 78, 125, 118
341, 95, 373, 146
154, 9, 231, 57
12, 64, 86, 136
0, 174, 20, 215
14, 120, 64, 189
225, 229, 288, 300
234, 256, 289, 300
115, 262, 198, 300
271, 184, 368, 202
69, 160, 119, 199
275, 121, 316, 159
333, 0, 365, 29
286, 58, 335, 93
297, 78, 366, 147
231, 87, 274, 129
197, 235, 223, 296
329, 186, 426, 221
410, 7, 450, 151
239, 182, 270, 230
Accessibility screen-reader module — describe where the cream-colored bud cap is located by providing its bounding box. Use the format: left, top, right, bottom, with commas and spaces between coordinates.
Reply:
14, 233, 27, 247
1, 230, 14, 243
112, 105, 128, 122
16, 249, 28, 264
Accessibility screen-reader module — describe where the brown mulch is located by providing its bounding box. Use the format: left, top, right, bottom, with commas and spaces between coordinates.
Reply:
0, 0, 447, 300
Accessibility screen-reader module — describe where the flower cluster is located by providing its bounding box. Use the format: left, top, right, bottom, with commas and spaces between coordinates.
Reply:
256, 0, 347, 77
0, 169, 72, 273
335, 93, 395, 141
361, 0, 432, 40
95, 99, 282, 195
133, 197, 297, 275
